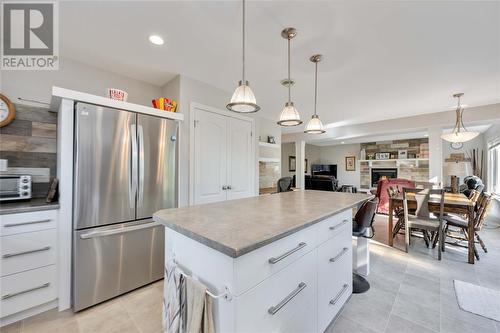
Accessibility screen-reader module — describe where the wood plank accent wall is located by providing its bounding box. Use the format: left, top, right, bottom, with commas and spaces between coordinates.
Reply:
0, 104, 57, 198
361, 138, 429, 160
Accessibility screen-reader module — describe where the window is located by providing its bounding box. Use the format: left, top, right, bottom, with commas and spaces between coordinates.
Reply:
488, 139, 500, 195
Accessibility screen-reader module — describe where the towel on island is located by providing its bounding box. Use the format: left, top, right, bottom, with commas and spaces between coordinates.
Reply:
165, 263, 185, 333
182, 275, 215, 333
164, 262, 215, 333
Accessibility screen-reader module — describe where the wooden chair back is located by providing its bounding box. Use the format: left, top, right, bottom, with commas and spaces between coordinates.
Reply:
475, 193, 492, 230
402, 188, 445, 221
468, 190, 481, 207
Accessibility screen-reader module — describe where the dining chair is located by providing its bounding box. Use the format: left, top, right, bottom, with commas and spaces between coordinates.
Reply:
442, 192, 493, 260
387, 186, 405, 239
403, 188, 445, 260
276, 177, 293, 193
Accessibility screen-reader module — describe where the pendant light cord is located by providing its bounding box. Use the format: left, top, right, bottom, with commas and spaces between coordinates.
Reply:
242, 0, 246, 83
314, 61, 318, 116
287, 38, 291, 102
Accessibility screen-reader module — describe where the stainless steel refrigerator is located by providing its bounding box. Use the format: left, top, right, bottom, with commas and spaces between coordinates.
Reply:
72, 102, 177, 311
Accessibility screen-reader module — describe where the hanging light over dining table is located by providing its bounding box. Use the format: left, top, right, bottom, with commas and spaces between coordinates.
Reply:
226, 0, 260, 113
277, 27, 302, 126
441, 93, 479, 143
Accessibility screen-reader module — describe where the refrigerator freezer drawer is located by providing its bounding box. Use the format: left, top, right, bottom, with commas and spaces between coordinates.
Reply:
73, 220, 164, 311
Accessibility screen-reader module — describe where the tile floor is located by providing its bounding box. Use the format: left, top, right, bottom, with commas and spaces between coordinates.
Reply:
327, 215, 500, 333
2, 215, 499, 333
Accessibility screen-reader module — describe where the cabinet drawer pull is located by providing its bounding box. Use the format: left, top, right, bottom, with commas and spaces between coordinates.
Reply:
329, 247, 349, 263
329, 219, 349, 231
2, 283, 50, 300
268, 242, 307, 264
4, 219, 51, 228
268, 282, 307, 315
2, 246, 51, 258
329, 284, 349, 306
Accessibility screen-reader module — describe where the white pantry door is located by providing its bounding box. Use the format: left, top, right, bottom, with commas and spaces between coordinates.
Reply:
227, 117, 253, 200
193, 109, 227, 204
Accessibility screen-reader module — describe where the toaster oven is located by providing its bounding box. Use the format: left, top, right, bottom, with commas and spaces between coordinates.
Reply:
0, 175, 32, 201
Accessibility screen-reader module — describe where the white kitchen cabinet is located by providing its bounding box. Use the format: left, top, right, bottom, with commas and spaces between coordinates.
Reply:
163, 207, 354, 333
234, 251, 317, 333
0, 209, 59, 325
0, 265, 57, 318
0, 210, 57, 236
1, 229, 57, 276
193, 107, 254, 205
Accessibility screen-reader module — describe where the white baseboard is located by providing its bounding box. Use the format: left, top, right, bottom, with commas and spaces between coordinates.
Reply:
0, 300, 58, 327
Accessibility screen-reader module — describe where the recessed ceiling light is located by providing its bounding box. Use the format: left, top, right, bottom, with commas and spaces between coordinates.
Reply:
341, 141, 345, 144
148, 35, 164, 45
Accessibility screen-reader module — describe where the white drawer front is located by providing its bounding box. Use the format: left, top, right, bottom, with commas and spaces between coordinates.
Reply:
0, 265, 57, 318
234, 224, 317, 295
1, 229, 57, 277
316, 209, 352, 245
317, 233, 352, 332
234, 250, 317, 333
0, 210, 57, 236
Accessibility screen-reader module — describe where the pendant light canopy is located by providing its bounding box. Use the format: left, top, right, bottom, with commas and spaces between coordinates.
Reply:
226, 0, 260, 113
277, 28, 302, 127
304, 54, 326, 134
441, 93, 479, 143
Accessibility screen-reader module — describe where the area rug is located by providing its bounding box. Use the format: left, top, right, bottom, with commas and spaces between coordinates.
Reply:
454, 280, 500, 322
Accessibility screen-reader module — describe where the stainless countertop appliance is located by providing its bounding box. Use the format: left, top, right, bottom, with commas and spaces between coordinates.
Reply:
72, 102, 177, 311
0, 175, 32, 202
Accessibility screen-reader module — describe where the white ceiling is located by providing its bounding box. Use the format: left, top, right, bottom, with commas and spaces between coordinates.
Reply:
60, 1, 500, 132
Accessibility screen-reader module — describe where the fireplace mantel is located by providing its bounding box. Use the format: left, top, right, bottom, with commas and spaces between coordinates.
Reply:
360, 158, 429, 189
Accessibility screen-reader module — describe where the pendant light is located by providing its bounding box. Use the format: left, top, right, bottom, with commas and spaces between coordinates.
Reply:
304, 54, 326, 134
226, 0, 260, 113
441, 93, 479, 143
277, 27, 302, 126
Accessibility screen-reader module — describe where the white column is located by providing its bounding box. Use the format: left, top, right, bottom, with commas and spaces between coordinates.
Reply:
295, 140, 305, 189
428, 127, 443, 184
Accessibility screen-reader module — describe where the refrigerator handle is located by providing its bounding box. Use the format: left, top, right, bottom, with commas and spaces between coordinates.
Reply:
130, 125, 138, 208
138, 124, 145, 207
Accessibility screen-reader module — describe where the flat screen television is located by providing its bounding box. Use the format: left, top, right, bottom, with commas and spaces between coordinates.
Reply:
311, 164, 337, 178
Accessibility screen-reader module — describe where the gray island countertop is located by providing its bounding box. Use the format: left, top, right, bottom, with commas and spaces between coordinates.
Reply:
154, 190, 373, 258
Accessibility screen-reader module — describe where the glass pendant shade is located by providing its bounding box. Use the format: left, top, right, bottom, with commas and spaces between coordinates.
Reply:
277, 102, 302, 126
227, 81, 260, 113
440, 93, 479, 143
304, 114, 326, 134
441, 131, 479, 143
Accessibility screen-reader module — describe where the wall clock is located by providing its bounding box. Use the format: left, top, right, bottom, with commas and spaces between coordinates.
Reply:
0, 94, 15, 127
450, 142, 463, 150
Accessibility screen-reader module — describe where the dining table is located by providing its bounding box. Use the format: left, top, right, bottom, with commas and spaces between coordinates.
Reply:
388, 192, 476, 264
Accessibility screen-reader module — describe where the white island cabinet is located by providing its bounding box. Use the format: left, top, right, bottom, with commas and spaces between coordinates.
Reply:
154, 191, 372, 333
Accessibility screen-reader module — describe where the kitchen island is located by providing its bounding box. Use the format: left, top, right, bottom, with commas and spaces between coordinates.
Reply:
154, 190, 373, 333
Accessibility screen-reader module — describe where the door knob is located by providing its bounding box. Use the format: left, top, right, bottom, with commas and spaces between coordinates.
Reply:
222, 185, 228, 190
227, 185, 232, 190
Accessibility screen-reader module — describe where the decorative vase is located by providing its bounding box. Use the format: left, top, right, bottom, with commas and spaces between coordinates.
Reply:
360, 149, 366, 160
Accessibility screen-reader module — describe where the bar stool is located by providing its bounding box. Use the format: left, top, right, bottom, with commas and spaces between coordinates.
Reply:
352, 198, 378, 293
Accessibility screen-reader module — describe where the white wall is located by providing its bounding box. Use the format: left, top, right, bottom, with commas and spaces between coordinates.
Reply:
441, 133, 485, 186
1, 58, 161, 106
163, 75, 277, 207
319, 144, 361, 188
